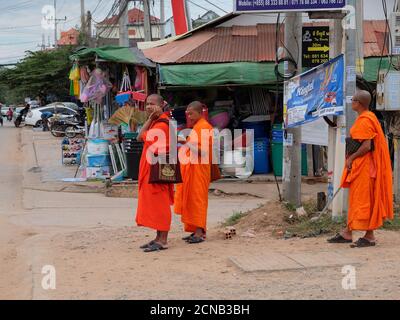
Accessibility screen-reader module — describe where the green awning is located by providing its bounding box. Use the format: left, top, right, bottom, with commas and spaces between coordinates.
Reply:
159, 62, 277, 86
158, 57, 392, 87
70, 45, 155, 67
364, 57, 391, 82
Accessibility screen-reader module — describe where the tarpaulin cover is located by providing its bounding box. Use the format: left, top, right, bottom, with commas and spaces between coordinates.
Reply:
159, 62, 276, 86
158, 58, 392, 87
70, 46, 156, 68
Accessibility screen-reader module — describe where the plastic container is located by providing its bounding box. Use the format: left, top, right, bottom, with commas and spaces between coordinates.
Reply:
87, 139, 109, 155
124, 140, 144, 180
241, 116, 270, 139
253, 138, 271, 174
209, 111, 230, 130
271, 142, 308, 176
87, 154, 111, 167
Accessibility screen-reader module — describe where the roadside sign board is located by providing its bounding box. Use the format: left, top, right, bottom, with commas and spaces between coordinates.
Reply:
302, 26, 330, 68
234, 0, 347, 13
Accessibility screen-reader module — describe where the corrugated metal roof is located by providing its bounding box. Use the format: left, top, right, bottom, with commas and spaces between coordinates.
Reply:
142, 21, 390, 64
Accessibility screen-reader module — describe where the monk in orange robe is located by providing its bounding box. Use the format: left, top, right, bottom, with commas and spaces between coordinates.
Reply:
136, 94, 174, 252
328, 90, 393, 247
174, 101, 213, 244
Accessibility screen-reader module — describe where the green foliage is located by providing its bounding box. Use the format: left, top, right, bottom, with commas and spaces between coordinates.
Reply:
285, 215, 346, 239
223, 211, 247, 227
383, 206, 400, 231
0, 47, 74, 104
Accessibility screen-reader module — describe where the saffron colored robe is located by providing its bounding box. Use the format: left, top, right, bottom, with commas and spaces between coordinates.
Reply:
174, 118, 213, 233
340, 111, 393, 231
136, 113, 174, 232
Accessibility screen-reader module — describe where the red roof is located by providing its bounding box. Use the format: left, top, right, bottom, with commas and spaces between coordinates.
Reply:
99, 8, 159, 25
143, 20, 390, 64
58, 28, 79, 46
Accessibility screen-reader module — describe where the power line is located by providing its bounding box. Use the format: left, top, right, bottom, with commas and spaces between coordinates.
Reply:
203, 0, 228, 13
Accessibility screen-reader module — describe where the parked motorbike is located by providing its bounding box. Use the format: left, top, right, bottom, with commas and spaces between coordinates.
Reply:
64, 122, 85, 138
14, 115, 26, 128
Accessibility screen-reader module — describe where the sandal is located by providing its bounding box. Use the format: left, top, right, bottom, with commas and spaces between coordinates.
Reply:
350, 238, 376, 248
182, 233, 195, 241
143, 242, 168, 253
140, 240, 155, 249
187, 235, 205, 244
327, 233, 352, 244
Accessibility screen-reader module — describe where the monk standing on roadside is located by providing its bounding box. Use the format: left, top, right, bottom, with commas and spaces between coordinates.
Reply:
175, 101, 213, 244
328, 90, 393, 248
136, 94, 174, 252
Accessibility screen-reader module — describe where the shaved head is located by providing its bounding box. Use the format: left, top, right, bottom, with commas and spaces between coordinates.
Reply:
146, 94, 164, 107
187, 101, 203, 114
354, 90, 372, 109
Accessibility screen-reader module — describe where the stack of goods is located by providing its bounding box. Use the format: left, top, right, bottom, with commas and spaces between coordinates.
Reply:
62, 138, 85, 166
85, 139, 111, 180
209, 101, 233, 130
123, 135, 143, 181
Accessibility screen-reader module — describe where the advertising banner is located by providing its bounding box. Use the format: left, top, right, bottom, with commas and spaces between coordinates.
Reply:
235, 0, 347, 13
284, 54, 344, 128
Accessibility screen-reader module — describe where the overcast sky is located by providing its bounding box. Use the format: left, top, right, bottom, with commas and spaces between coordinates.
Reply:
0, 0, 397, 65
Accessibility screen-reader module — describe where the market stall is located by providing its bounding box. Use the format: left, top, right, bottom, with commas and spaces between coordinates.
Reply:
66, 45, 156, 181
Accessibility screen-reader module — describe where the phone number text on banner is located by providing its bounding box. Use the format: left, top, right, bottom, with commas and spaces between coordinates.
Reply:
284, 54, 344, 128
235, 0, 347, 12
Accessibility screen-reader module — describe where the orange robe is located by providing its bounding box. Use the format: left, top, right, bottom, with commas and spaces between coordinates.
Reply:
174, 118, 213, 233
340, 111, 393, 231
136, 113, 174, 232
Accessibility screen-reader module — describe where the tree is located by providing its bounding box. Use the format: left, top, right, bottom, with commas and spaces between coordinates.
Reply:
0, 46, 74, 105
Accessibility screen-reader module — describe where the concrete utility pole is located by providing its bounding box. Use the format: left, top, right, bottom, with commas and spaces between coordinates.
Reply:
282, 12, 303, 208
54, 0, 58, 48
394, 0, 400, 203
328, 19, 343, 213
87, 10, 92, 46
332, 0, 363, 218
160, 0, 165, 39
52, 0, 66, 48
185, 0, 193, 31
119, 0, 130, 47
81, 0, 86, 38
143, 0, 153, 41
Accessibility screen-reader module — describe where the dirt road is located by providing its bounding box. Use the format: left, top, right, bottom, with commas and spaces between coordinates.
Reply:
1, 123, 400, 300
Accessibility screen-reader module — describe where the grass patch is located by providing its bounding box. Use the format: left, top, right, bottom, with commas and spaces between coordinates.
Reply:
383, 206, 400, 231
223, 211, 247, 227
285, 214, 346, 239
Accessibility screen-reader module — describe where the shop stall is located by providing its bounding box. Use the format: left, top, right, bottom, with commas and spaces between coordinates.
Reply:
66, 45, 156, 181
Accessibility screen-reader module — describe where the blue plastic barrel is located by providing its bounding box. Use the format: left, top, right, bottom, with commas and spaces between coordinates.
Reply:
254, 138, 271, 174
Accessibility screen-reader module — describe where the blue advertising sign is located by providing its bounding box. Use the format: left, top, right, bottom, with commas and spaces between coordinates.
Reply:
284, 54, 344, 128
235, 0, 347, 12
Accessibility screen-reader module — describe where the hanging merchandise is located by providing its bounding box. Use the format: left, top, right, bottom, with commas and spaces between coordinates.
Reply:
116, 68, 134, 106
108, 105, 147, 132
134, 66, 145, 91
80, 66, 90, 84
80, 68, 112, 104
69, 62, 81, 97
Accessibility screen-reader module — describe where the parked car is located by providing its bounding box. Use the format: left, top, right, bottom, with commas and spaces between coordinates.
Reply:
25, 104, 78, 127
1, 106, 8, 117
45, 102, 80, 111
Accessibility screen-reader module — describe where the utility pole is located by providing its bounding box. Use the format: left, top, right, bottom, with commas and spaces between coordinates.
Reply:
393, 0, 400, 204
87, 11, 92, 47
81, 0, 86, 39
328, 19, 346, 220
160, 0, 165, 39
52, 0, 67, 48
54, 0, 58, 48
332, 0, 363, 218
119, 0, 129, 47
143, 0, 153, 41
282, 12, 303, 208
185, 0, 193, 31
